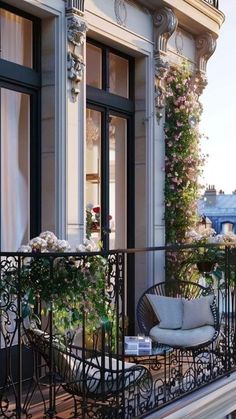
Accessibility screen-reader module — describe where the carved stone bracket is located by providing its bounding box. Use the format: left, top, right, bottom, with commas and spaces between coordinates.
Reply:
66, 15, 88, 101
195, 32, 217, 94
153, 7, 178, 123
153, 7, 178, 55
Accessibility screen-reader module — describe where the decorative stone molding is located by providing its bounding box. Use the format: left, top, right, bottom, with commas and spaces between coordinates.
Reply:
67, 52, 85, 97
66, 15, 88, 101
196, 32, 217, 74
66, 0, 84, 16
67, 16, 87, 46
153, 7, 178, 55
114, 0, 127, 27
175, 29, 184, 55
154, 57, 169, 123
153, 7, 177, 123
195, 32, 217, 94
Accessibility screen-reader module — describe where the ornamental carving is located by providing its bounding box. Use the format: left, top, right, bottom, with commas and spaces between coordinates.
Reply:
114, 0, 127, 27
67, 15, 88, 102
175, 30, 184, 55
153, 7, 177, 123
195, 32, 217, 74
67, 16, 88, 46
153, 7, 178, 55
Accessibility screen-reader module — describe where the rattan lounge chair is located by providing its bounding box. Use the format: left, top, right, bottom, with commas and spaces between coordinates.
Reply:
25, 327, 153, 417
137, 280, 219, 350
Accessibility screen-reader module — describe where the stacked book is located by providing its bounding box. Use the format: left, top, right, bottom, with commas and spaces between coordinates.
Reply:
124, 336, 152, 355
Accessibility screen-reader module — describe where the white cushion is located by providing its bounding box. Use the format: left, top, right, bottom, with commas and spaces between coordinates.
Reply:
149, 325, 216, 348
146, 294, 183, 329
182, 295, 215, 330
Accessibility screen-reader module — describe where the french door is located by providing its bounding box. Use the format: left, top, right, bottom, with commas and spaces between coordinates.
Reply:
86, 40, 134, 251
86, 107, 134, 250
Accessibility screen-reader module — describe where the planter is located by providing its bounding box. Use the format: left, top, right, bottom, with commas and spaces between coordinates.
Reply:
196, 260, 216, 274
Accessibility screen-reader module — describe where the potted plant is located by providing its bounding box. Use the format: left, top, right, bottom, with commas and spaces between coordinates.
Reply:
3, 232, 114, 347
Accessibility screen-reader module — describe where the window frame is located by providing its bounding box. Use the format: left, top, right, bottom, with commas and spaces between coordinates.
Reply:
86, 39, 135, 251
0, 2, 41, 245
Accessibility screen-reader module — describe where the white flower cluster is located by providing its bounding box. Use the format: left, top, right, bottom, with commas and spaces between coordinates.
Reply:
185, 228, 236, 245
76, 239, 98, 252
18, 233, 99, 253
18, 231, 71, 253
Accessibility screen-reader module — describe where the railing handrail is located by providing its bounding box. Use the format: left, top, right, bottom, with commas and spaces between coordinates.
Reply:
1, 241, 234, 257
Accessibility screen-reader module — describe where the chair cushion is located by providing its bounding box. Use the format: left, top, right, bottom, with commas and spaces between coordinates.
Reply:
146, 294, 183, 329
149, 325, 216, 348
182, 295, 215, 330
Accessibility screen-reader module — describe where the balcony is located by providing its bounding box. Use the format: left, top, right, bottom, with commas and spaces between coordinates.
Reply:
1, 244, 236, 417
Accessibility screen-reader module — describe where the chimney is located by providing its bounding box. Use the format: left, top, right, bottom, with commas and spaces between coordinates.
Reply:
204, 185, 216, 206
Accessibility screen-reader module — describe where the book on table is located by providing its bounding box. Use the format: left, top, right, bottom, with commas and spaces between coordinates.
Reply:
124, 336, 152, 355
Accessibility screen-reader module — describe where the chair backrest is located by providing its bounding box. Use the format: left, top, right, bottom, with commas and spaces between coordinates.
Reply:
137, 280, 213, 336
25, 327, 150, 398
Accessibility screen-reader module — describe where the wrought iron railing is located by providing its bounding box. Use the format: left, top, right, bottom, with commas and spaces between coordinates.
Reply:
0, 244, 236, 418
202, 0, 219, 9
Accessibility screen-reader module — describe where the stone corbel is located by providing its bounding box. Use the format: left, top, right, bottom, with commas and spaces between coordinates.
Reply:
153, 7, 178, 123
66, 15, 88, 101
195, 32, 217, 94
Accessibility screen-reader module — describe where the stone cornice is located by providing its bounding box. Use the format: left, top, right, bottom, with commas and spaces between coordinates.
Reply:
134, 0, 224, 36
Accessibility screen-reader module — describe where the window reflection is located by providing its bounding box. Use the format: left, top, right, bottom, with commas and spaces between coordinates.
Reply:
109, 53, 129, 98
86, 44, 102, 89
0, 8, 32, 68
221, 223, 234, 234
109, 116, 127, 249
86, 109, 101, 242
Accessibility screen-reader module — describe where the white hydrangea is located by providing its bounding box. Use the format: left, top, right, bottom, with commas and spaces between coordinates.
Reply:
56, 239, 71, 252
29, 237, 48, 252
18, 245, 32, 252
39, 231, 58, 250
76, 239, 98, 253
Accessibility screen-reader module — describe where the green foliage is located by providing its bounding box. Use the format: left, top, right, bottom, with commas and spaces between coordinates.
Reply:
164, 63, 205, 244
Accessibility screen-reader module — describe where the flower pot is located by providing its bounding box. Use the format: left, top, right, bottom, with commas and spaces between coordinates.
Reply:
196, 260, 216, 274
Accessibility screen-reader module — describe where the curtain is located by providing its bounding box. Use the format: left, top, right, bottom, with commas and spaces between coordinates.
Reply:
1, 89, 29, 251
0, 9, 31, 251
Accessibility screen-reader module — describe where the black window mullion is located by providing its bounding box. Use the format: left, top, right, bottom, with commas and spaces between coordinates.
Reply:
30, 90, 41, 238
100, 109, 110, 251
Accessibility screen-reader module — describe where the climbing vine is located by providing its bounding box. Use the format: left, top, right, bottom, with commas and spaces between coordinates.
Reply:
164, 63, 205, 244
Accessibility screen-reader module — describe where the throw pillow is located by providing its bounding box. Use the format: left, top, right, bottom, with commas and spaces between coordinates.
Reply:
182, 295, 215, 330
146, 294, 183, 329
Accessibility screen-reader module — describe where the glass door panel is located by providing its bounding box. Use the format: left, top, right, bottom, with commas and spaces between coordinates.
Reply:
109, 116, 127, 249
0, 8, 33, 68
1, 88, 30, 251
86, 108, 102, 243
109, 53, 129, 98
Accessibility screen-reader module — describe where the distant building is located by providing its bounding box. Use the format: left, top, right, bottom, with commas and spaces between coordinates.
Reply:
199, 186, 236, 234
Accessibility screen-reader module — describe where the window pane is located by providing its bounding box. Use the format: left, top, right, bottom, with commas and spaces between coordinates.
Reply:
109, 53, 129, 98
109, 116, 127, 249
86, 109, 101, 242
1, 88, 30, 251
86, 44, 102, 88
222, 223, 234, 234
0, 9, 33, 68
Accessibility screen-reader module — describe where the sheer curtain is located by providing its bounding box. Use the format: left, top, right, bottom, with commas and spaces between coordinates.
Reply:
0, 9, 31, 251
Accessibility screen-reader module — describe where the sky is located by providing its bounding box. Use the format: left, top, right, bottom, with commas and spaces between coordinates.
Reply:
200, 0, 236, 194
